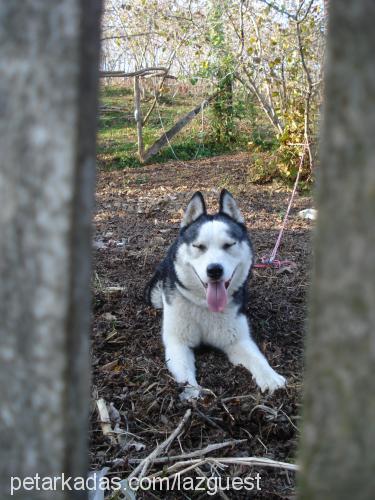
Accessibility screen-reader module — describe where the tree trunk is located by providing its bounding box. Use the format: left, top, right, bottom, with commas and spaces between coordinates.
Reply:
0, 1, 102, 498
299, 1, 375, 499
134, 76, 145, 161
236, 71, 284, 134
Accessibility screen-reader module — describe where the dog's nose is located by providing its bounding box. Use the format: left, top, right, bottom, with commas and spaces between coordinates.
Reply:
207, 263, 224, 280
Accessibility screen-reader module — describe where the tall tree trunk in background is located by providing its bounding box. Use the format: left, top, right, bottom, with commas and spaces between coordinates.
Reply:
299, 1, 375, 499
0, 1, 101, 498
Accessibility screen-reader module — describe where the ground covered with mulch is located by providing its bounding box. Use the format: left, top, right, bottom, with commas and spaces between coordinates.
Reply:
90, 152, 314, 499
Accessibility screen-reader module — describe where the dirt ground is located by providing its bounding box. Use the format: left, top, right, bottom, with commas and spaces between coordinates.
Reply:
90, 152, 313, 499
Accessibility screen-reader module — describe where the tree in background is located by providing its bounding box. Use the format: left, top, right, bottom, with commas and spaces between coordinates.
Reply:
207, 0, 236, 145
235, 0, 324, 182
101, 0, 325, 181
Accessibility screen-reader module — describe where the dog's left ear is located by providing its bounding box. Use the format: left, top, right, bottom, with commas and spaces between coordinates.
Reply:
219, 189, 244, 223
181, 191, 207, 228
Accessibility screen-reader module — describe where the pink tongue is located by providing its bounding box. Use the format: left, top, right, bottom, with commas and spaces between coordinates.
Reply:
206, 281, 228, 312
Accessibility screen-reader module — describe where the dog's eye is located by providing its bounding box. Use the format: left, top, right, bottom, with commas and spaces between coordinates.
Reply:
223, 242, 236, 250
192, 244, 207, 251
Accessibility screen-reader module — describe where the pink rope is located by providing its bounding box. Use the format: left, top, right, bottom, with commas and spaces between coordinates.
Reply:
254, 142, 308, 269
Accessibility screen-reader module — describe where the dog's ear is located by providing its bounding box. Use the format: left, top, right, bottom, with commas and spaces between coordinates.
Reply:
181, 191, 206, 228
219, 189, 244, 223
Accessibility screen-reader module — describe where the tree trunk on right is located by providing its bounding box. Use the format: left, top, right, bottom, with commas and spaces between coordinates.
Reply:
299, 1, 375, 499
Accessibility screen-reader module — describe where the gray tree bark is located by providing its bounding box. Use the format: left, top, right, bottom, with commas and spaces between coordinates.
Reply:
134, 76, 145, 161
0, 1, 102, 499
299, 1, 375, 499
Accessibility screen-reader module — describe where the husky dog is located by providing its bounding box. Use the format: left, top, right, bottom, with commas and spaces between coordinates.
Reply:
146, 190, 286, 400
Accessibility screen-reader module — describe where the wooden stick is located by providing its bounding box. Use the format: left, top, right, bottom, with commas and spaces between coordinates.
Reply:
128, 439, 247, 465
128, 409, 191, 481
100, 67, 175, 78
134, 76, 144, 161
195, 466, 230, 500
149, 456, 298, 479
141, 92, 219, 163
96, 398, 117, 445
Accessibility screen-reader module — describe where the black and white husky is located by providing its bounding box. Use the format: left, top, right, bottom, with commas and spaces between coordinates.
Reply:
146, 190, 286, 400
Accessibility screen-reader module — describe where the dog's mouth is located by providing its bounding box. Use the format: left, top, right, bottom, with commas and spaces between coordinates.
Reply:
203, 280, 231, 289
192, 266, 237, 313
201, 278, 232, 290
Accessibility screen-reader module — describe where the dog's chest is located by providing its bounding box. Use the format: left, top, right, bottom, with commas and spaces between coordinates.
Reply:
168, 294, 240, 348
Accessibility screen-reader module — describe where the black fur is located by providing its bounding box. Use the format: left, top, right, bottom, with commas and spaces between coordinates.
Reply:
219, 188, 231, 213
144, 240, 187, 306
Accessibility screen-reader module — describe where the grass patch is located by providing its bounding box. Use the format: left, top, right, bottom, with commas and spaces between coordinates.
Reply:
97, 84, 255, 170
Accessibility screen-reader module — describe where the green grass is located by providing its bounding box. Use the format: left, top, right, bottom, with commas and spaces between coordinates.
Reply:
97, 84, 252, 170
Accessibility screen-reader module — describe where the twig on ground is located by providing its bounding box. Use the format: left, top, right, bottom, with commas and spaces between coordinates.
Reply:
195, 466, 230, 500
96, 398, 117, 445
149, 456, 298, 480
128, 439, 246, 465
194, 408, 225, 432
129, 408, 191, 481
221, 401, 235, 422
221, 394, 257, 403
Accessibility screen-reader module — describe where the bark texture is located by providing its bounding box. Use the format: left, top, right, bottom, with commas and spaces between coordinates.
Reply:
0, 1, 101, 498
299, 1, 375, 499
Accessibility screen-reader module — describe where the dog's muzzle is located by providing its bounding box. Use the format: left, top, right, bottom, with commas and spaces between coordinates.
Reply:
206, 263, 224, 280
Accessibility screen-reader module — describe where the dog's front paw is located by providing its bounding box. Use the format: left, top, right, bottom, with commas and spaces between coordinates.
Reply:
179, 385, 201, 401
254, 369, 286, 394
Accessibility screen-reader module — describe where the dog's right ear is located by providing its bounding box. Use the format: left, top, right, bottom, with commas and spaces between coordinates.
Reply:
219, 189, 244, 223
181, 191, 206, 228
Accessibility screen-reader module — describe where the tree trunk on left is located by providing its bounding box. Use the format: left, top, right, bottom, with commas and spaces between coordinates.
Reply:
0, 1, 102, 498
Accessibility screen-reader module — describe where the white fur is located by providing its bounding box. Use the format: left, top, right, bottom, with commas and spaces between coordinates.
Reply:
162, 291, 286, 400
176, 220, 251, 305
160, 219, 286, 400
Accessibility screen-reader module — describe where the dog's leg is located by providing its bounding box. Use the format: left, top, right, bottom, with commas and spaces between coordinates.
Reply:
164, 338, 200, 400
224, 317, 286, 393
161, 298, 201, 400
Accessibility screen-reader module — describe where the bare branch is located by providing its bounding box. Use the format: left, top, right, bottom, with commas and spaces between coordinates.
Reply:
129, 409, 191, 481
142, 92, 219, 162
258, 0, 296, 20
129, 439, 247, 465
100, 67, 176, 78
101, 32, 157, 42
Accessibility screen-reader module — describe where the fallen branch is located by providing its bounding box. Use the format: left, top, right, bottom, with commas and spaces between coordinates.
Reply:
99, 106, 132, 117
128, 439, 246, 465
100, 67, 176, 79
148, 456, 298, 480
101, 32, 157, 42
141, 92, 219, 162
96, 398, 117, 445
195, 466, 230, 500
128, 408, 191, 481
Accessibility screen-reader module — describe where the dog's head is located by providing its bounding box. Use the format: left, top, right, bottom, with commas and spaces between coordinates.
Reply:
175, 190, 253, 312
